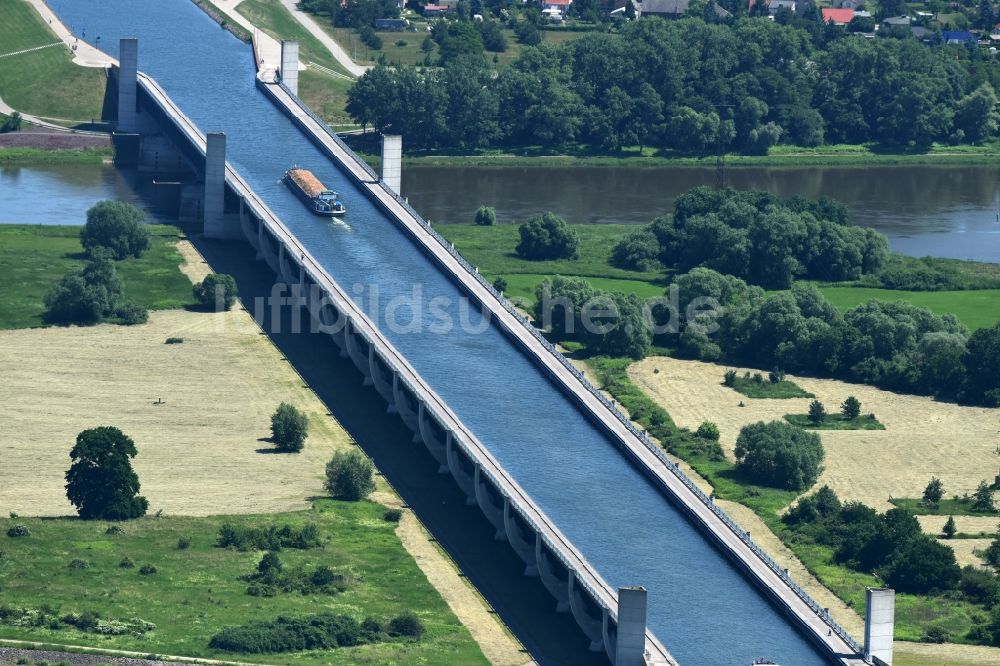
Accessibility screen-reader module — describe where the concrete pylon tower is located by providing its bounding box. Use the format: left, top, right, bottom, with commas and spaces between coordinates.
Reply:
204, 132, 228, 238
381, 135, 402, 195
864, 588, 895, 665
117, 38, 138, 132
280, 40, 299, 95
616, 586, 647, 665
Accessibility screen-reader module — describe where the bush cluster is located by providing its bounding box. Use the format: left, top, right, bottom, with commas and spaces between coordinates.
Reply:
216, 522, 321, 551
6, 524, 30, 538
324, 451, 376, 501
666, 267, 1000, 406
784, 487, 961, 594
242, 552, 347, 598
208, 611, 423, 653
613, 188, 888, 289
44, 248, 146, 326
734, 421, 824, 491
516, 213, 578, 261
192, 273, 238, 311
80, 200, 149, 260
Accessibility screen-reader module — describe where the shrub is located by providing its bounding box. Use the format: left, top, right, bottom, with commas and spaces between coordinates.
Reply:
114, 301, 149, 326
324, 451, 376, 501
271, 403, 309, 452
193, 273, 238, 311
395, 39, 407, 47
492, 276, 508, 293
138, 564, 157, 575
807, 399, 826, 424
105, 525, 124, 535
972, 480, 996, 512
922, 477, 944, 506
65, 427, 148, 521
209, 613, 372, 653
360, 26, 382, 50
474, 205, 496, 226
942, 515, 956, 539
68, 558, 89, 570
0, 112, 22, 134
723, 369, 737, 387
695, 422, 720, 441
6, 524, 30, 538
216, 522, 321, 551
383, 508, 403, 522
164, 337, 184, 344
734, 421, 824, 490
119, 557, 135, 568
258, 552, 282, 575
883, 535, 960, 594
388, 611, 424, 639
80, 200, 149, 259
177, 537, 191, 550
769, 368, 785, 383
515, 212, 578, 260
841, 396, 862, 419
610, 229, 662, 272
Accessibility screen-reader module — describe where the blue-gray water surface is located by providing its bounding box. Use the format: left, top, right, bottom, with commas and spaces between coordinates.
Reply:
46, 2, 830, 663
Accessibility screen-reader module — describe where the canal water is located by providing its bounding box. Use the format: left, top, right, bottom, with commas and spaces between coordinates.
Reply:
44, 2, 831, 663
403, 164, 1000, 263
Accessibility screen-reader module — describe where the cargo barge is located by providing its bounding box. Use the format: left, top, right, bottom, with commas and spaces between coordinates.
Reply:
283, 167, 346, 216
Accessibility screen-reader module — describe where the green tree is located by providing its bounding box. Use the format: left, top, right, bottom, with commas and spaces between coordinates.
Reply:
979, 0, 996, 29
841, 396, 862, 419
983, 526, 1000, 567
696, 422, 720, 441
515, 20, 540, 46
923, 476, 944, 506
580, 291, 651, 359
516, 212, 578, 260
65, 427, 148, 520
808, 399, 826, 424
942, 515, 957, 539
43, 249, 123, 325
972, 480, 996, 513
271, 403, 309, 452
492, 276, 508, 293
0, 111, 22, 133
734, 420, 825, 490
474, 205, 496, 226
324, 450, 376, 501
80, 201, 149, 260
953, 84, 1000, 144
963, 322, 1000, 406
883, 535, 961, 594
193, 273, 238, 311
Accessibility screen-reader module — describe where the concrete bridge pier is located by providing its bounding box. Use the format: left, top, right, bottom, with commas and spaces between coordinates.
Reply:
381, 135, 402, 194
344, 320, 373, 385
280, 40, 299, 96
368, 348, 396, 409
474, 466, 507, 541
393, 377, 421, 435
568, 573, 605, 652
536, 538, 571, 612
611, 586, 647, 665
446, 435, 478, 506
864, 588, 894, 665
417, 404, 450, 472
503, 498, 539, 577
203, 132, 240, 239
117, 37, 138, 132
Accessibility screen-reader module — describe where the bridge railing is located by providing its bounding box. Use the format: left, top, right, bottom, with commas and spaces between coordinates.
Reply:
276, 82, 863, 657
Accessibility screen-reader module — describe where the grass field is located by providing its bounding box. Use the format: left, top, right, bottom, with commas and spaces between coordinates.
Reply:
0, 146, 112, 164
0, 0, 107, 124
436, 223, 1000, 330
892, 498, 1000, 518
0, 225, 197, 330
784, 413, 885, 430
727, 376, 815, 399
0, 502, 487, 665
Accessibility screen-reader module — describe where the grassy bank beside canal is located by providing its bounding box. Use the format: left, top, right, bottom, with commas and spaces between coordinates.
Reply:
436, 223, 1000, 331
0, 225, 196, 330
0, 146, 112, 164
0, 501, 487, 665
0, 0, 108, 126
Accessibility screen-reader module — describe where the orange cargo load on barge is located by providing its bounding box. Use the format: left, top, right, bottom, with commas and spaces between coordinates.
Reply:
288, 168, 325, 199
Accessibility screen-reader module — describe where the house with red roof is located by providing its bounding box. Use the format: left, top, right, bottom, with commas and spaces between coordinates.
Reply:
821, 7, 854, 25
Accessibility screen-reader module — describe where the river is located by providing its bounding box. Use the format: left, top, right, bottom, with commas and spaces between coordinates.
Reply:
403, 164, 1000, 263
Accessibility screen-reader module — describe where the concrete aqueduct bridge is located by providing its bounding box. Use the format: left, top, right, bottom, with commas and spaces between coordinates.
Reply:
115, 41, 672, 666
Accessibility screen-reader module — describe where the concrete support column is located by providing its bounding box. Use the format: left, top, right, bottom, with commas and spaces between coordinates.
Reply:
615, 587, 647, 666
446, 435, 477, 506
536, 538, 570, 613
568, 573, 605, 652
117, 38, 138, 132
203, 132, 228, 238
381, 135, 402, 195
474, 466, 507, 541
280, 40, 299, 95
503, 497, 539, 577
256, 218, 264, 260
865, 588, 895, 665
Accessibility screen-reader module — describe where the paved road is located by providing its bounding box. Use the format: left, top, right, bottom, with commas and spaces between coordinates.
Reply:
30, 0, 111, 67
277, 0, 369, 77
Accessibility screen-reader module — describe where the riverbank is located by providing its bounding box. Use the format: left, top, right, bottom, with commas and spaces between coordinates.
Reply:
355, 141, 1000, 169
0, 146, 111, 164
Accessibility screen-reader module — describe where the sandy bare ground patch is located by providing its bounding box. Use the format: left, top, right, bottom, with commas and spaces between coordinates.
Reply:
0, 307, 353, 516
629, 357, 1000, 512
918, 515, 1000, 537
935, 539, 994, 569
175, 239, 212, 283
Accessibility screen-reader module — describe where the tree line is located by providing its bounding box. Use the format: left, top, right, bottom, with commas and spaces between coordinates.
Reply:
346, 16, 1000, 153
